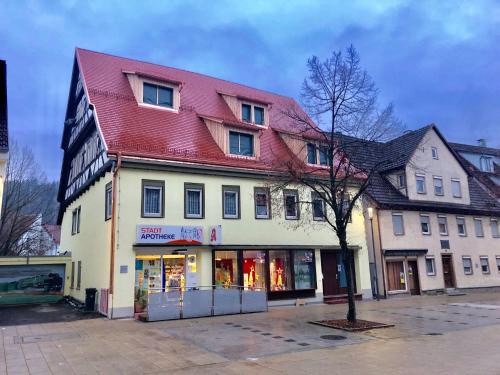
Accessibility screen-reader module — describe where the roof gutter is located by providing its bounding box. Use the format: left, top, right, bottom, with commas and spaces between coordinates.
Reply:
109, 152, 122, 305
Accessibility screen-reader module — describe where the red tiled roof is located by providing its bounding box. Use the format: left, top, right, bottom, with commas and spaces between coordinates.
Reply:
76, 48, 317, 172
43, 224, 61, 245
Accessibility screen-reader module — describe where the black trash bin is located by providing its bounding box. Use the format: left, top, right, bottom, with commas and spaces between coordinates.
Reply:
85, 288, 97, 312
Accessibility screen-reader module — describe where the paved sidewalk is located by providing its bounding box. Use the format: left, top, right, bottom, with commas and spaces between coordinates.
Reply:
2, 292, 500, 374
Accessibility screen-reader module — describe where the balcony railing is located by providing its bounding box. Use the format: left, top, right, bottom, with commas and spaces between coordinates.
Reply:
145, 285, 268, 321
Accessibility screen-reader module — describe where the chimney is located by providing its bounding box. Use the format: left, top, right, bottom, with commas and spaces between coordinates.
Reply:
477, 139, 487, 147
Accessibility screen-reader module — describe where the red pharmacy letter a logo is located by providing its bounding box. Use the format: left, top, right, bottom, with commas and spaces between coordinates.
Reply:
210, 228, 217, 242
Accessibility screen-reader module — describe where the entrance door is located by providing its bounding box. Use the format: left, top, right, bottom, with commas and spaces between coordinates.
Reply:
320, 251, 348, 296
163, 255, 186, 290
386, 261, 406, 291
441, 255, 455, 288
407, 260, 420, 295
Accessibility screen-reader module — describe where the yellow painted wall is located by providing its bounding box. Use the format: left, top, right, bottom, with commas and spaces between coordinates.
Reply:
0, 256, 72, 295
59, 173, 112, 303
378, 209, 500, 291
108, 167, 371, 317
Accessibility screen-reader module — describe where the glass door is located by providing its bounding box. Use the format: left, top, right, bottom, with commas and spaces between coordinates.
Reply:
163, 255, 186, 291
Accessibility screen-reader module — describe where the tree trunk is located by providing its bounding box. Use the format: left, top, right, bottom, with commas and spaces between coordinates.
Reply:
339, 228, 356, 322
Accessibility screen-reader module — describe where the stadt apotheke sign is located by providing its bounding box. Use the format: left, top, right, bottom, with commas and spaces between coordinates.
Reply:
136, 225, 221, 245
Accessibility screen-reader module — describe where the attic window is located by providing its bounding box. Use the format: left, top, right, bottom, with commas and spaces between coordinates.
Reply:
143, 83, 173, 108
229, 131, 254, 156
480, 156, 493, 172
431, 147, 438, 159
307, 143, 328, 166
241, 103, 266, 126
254, 106, 264, 125
242, 104, 252, 122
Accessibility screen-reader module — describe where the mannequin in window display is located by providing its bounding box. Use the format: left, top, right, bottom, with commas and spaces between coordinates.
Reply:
216, 259, 235, 287
271, 258, 287, 291
276, 267, 283, 290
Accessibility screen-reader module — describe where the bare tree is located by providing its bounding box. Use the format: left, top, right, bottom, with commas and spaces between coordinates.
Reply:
271, 45, 402, 323
0, 141, 57, 256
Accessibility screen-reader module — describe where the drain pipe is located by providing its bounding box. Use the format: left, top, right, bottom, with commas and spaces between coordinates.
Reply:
109, 152, 122, 318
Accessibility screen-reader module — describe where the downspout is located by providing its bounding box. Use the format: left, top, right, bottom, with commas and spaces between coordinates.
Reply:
109, 152, 122, 316
375, 209, 387, 298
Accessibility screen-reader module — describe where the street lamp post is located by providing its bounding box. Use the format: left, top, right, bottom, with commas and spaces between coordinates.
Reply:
368, 207, 380, 301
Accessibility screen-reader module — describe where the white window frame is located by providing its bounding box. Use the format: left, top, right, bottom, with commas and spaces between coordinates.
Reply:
451, 178, 462, 198
433, 176, 444, 196
480, 156, 493, 172
229, 131, 254, 157
420, 214, 431, 235
480, 256, 490, 274
253, 105, 265, 126
254, 188, 270, 219
105, 183, 112, 221
223, 187, 240, 219
463, 256, 473, 275
437, 215, 448, 236
415, 174, 426, 194
241, 102, 266, 126
391, 213, 405, 236
71, 206, 81, 235
425, 256, 436, 276
496, 256, 500, 273
185, 187, 203, 219
491, 219, 499, 238
474, 218, 484, 238
143, 185, 163, 218
431, 146, 439, 159
456, 217, 467, 236
142, 82, 174, 109
284, 191, 299, 220
312, 193, 326, 221
397, 174, 405, 188
306, 143, 317, 165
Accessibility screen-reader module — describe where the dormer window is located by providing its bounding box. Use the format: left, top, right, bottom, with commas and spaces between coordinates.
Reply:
143, 83, 173, 108
229, 131, 254, 156
254, 106, 264, 125
397, 174, 406, 188
480, 156, 493, 172
307, 143, 316, 164
242, 104, 252, 122
307, 143, 329, 166
241, 103, 266, 126
318, 147, 328, 165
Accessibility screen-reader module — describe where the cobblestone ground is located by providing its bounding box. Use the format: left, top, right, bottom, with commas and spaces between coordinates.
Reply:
2, 292, 500, 374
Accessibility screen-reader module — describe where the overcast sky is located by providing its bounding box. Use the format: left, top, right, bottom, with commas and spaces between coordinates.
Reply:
1, 0, 499, 180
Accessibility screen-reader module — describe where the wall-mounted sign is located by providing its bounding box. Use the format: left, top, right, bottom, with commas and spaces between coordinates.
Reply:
136, 225, 204, 245
208, 225, 222, 245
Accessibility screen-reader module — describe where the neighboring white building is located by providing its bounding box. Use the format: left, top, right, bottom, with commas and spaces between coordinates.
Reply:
41, 224, 61, 255
357, 125, 500, 296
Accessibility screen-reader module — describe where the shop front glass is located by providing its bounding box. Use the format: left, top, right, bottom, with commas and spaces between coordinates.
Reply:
164, 255, 185, 290
269, 250, 292, 291
135, 256, 162, 313
214, 251, 239, 288
293, 250, 315, 289
243, 250, 266, 290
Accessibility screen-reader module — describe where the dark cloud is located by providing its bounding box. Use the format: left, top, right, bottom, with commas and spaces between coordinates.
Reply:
0, 0, 499, 180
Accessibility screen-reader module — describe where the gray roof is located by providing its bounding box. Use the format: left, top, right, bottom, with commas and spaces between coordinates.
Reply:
0, 60, 8, 152
338, 125, 500, 216
379, 125, 432, 171
450, 142, 500, 158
